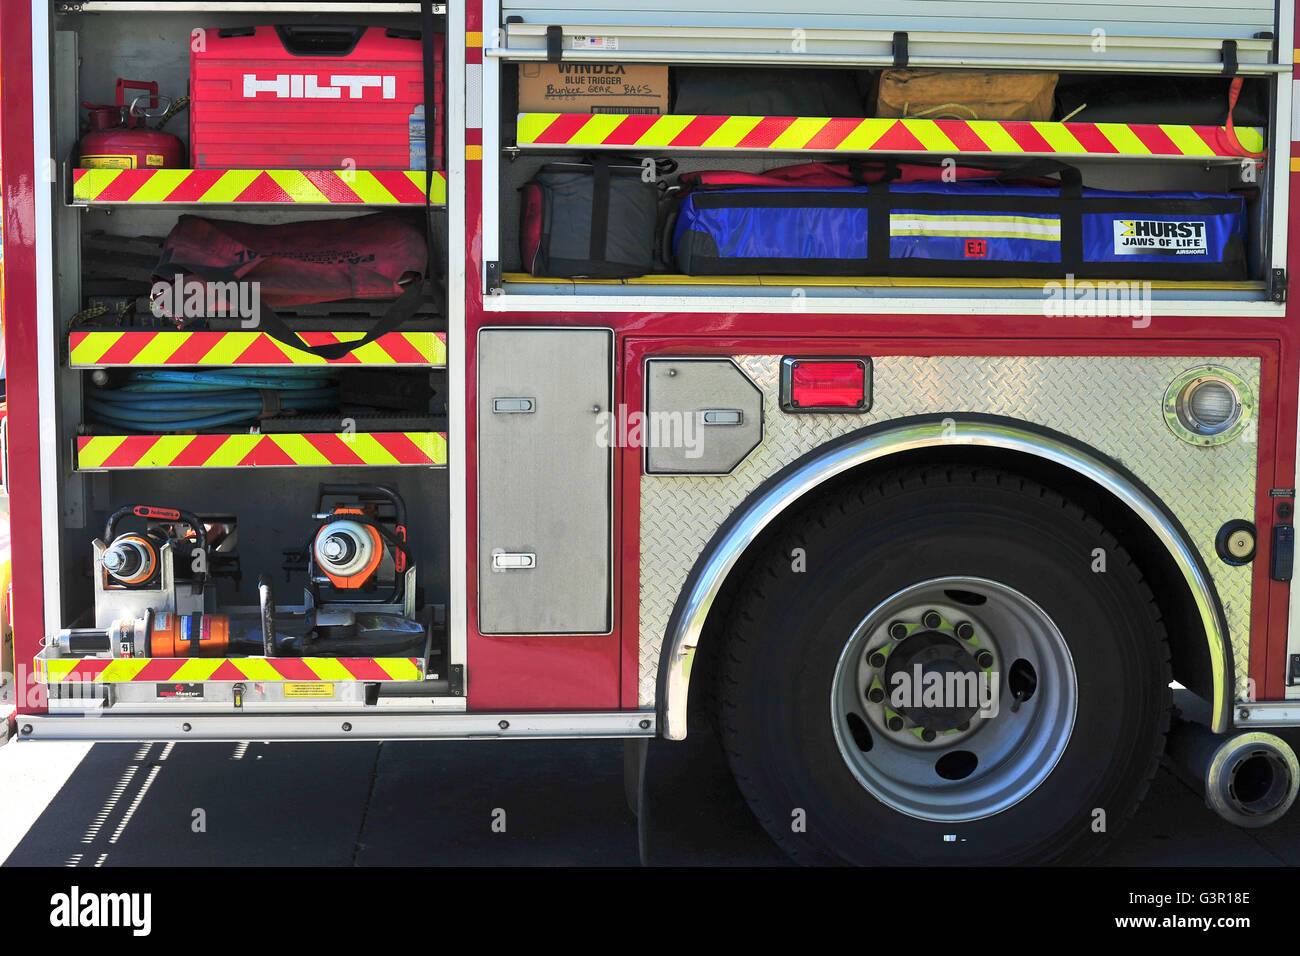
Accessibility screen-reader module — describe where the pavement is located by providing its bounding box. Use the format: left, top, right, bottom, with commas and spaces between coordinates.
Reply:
4, 725, 1300, 866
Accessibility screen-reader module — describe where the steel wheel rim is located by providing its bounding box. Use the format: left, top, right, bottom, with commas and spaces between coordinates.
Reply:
831, 576, 1078, 823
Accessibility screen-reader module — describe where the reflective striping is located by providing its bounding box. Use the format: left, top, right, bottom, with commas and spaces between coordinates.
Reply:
890, 213, 1062, 240
172, 658, 225, 681
69, 331, 446, 367
76, 432, 448, 470
517, 113, 1266, 159
36, 656, 422, 683
264, 169, 331, 203
72, 168, 447, 205
305, 658, 356, 681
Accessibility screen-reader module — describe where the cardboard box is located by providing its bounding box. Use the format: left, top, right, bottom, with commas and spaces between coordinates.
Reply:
518, 63, 669, 114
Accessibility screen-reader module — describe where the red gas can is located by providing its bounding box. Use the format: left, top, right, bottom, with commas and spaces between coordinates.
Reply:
189, 24, 444, 170
77, 78, 187, 169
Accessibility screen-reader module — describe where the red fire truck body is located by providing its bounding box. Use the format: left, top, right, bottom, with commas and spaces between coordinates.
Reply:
3, 0, 1300, 863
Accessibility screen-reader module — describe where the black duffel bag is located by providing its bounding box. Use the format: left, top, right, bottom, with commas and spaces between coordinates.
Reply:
520, 157, 674, 278
1055, 75, 1267, 126
672, 66, 870, 117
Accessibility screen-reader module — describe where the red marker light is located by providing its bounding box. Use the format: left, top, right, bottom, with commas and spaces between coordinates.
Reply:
783, 358, 870, 411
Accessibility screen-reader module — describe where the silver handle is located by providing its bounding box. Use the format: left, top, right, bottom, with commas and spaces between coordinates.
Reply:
492, 397, 535, 414
702, 409, 743, 425
492, 552, 537, 570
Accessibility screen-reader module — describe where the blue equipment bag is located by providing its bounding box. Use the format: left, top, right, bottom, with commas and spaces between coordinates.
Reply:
672, 174, 1248, 280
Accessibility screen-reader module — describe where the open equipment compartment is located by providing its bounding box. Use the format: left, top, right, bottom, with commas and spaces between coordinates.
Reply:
483, 1, 1290, 308
41, 1, 459, 714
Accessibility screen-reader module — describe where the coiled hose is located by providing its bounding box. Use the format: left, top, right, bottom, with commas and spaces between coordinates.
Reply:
87, 368, 338, 432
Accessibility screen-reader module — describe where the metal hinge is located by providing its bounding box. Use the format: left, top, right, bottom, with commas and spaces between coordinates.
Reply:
448, 664, 464, 697
1269, 268, 1287, 303
1288, 655, 1300, 686
485, 260, 502, 294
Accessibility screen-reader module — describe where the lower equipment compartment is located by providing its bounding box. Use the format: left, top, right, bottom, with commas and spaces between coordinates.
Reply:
41, 483, 458, 711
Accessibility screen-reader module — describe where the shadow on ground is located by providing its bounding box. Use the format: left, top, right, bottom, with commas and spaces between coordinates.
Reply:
6, 727, 1300, 866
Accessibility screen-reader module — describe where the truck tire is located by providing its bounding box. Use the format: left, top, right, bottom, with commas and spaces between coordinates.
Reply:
719, 464, 1171, 865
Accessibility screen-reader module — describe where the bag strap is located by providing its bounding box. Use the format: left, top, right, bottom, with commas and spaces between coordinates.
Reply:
164, 254, 430, 361
421, 0, 445, 289
265, 0, 439, 361
661, 207, 679, 267
256, 281, 427, 361
996, 159, 1082, 190
590, 156, 611, 263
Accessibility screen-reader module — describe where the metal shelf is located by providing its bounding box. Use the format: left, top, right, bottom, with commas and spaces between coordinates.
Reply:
71, 168, 447, 207
75, 431, 448, 470
68, 330, 446, 368
516, 112, 1266, 161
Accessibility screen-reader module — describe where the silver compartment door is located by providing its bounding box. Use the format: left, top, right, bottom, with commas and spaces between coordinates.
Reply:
477, 329, 613, 634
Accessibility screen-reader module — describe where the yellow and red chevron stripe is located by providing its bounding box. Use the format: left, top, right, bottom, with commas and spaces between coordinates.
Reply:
76, 432, 447, 470
72, 168, 448, 205
517, 113, 1266, 159
69, 330, 446, 368
37, 656, 422, 684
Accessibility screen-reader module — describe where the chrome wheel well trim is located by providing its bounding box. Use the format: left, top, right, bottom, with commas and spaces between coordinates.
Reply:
655, 414, 1231, 740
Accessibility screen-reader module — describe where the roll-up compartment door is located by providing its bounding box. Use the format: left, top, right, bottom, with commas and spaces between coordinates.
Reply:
477, 329, 613, 634
498, 0, 1277, 42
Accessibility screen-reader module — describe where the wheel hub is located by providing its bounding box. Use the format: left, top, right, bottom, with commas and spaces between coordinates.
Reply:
832, 577, 1078, 823
882, 630, 983, 733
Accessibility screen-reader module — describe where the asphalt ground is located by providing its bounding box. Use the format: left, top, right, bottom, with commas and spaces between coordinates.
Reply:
4, 724, 1300, 867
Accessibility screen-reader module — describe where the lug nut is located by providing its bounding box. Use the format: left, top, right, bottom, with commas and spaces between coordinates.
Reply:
921, 728, 937, 742
887, 715, 905, 732
867, 686, 885, 703
922, 610, 943, 629
888, 621, 909, 640
868, 651, 887, 668
955, 621, 975, 641
975, 650, 994, 669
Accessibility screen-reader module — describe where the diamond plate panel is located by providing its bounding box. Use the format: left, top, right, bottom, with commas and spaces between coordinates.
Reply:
639, 355, 1260, 708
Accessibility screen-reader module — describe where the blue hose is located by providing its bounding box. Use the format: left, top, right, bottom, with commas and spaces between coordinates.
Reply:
88, 368, 338, 433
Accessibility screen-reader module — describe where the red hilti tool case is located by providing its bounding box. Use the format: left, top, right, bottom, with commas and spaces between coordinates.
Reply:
190, 24, 444, 170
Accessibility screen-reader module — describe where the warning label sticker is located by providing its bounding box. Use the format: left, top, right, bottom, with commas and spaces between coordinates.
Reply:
283, 682, 335, 699
80, 155, 136, 169
1113, 219, 1207, 256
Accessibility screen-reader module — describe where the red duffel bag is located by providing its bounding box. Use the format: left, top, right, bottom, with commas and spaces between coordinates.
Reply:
677, 159, 1057, 189
153, 212, 431, 359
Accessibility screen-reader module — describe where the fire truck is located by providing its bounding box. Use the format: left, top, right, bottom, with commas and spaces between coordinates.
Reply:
3, 0, 1300, 866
